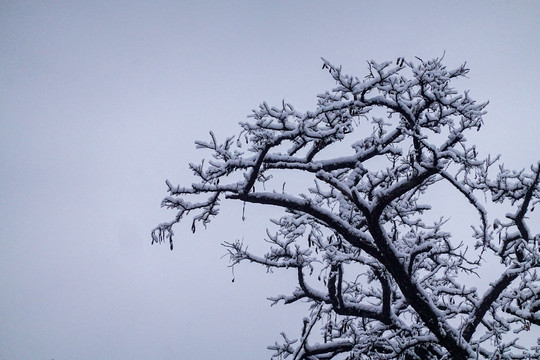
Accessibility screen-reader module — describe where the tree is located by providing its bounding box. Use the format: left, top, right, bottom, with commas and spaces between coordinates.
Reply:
152, 57, 540, 360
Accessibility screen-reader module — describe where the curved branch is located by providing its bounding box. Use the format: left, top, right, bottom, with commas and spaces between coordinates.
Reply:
462, 267, 519, 341
227, 191, 381, 259
372, 167, 438, 218
440, 170, 489, 244
327, 264, 391, 324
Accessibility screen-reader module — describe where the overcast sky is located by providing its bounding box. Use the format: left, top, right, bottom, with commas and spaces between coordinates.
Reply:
1, 1, 539, 359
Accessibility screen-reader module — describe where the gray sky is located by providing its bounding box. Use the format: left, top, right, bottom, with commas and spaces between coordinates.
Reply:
1, 1, 539, 359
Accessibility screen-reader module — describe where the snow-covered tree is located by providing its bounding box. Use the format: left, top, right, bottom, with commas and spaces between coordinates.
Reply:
153, 57, 540, 360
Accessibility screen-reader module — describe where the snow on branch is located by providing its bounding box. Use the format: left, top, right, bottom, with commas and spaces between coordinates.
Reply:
153, 56, 540, 359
